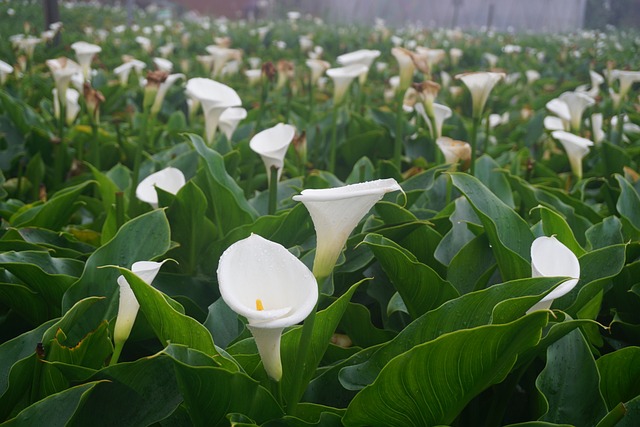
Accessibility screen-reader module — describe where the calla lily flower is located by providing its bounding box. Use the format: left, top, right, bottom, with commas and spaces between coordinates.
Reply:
218, 107, 247, 142
150, 73, 185, 116
53, 88, 81, 125
482, 53, 498, 69
185, 77, 242, 144
244, 68, 262, 86
70, 41, 101, 80
135, 36, 152, 53
153, 57, 173, 73
326, 64, 368, 105
0, 60, 13, 85
559, 91, 595, 132
525, 70, 541, 85
591, 113, 605, 144
436, 137, 471, 170
114, 261, 166, 349
527, 236, 580, 313
46, 57, 82, 108
612, 69, 640, 100
136, 167, 186, 208
249, 123, 296, 183
306, 59, 330, 85
114, 59, 146, 86
293, 179, 402, 280
544, 116, 567, 132
391, 47, 416, 91
336, 49, 381, 83
206, 45, 242, 78
455, 71, 505, 119
577, 70, 604, 98
449, 48, 463, 67
551, 130, 594, 180
217, 234, 318, 381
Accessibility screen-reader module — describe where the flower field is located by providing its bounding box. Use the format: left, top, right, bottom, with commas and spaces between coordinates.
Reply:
1, 1, 640, 426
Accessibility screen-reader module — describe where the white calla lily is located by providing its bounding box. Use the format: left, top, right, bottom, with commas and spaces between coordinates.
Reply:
455, 71, 505, 119
217, 234, 318, 381
114, 60, 146, 86
0, 60, 14, 85
591, 113, 605, 144
391, 47, 415, 91
544, 116, 567, 132
551, 130, 594, 180
136, 167, 186, 208
153, 57, 173, 73
436, 137, 471, 170
336, 49, 381, 83
46, 57, 82, 108
150, 73, 185, 116
293, 179, 402, 280
326, 64, 368, 105
52, 88, 81, 125
559, 91, 595, 132
70, 41, 101, 79
612, 69, 640, 100
114, 261, 167, 356
306, 59, 330, 85
218, 107, 247, 142
186, 77, 242, 144
249, 123, 296, 183
528, 236, 580, 313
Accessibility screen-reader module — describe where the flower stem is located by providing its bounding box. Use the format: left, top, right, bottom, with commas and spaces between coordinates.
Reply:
328, 106, 339, 174
613, 110, 624, 146
91, 122, 100, 170
393, 94, 404, 170
470, 116, 480, 175
268, 166, 278, 215
110, 341, 124, 366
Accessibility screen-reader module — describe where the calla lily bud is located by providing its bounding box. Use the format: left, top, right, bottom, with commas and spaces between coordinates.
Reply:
551, 130, 594, 180
217, 234, 318, 381
455, 71, 505, 119
114, 261, 166, 347
143, 70, 168, 112
249, 123, 296, 183
136, 167, 186, 208
293, 179, 402, 280
528, 236, 580, 313
436, 137, 472, 170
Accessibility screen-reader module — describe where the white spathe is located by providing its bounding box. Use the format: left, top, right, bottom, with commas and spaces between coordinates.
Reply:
336, 49, 381, 83
46, 57, 82, 108
0, 60, 14, 85
150, 73, 185, 116
306, 59, 330, 85
326, 64, 368, 105
217, 234, 318, 381
114, 261, 166, 345
293, 179, 402, 279
186, 77, 242, 144
52, 88, 80, 125
136, 167, 186, 208
551, 130, 594, 180
455, 71, 505, 119
70, 41, 101, 79
153, 57, 173, 72
218, 107, 247, 142
436, 137, 471, 168
528, 236, 580, 313
249, 123, 296, 183
559, 91, 595, 132
391, 47, 415, 91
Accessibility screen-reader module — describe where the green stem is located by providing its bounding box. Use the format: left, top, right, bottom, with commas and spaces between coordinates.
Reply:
328, 107, 339, 174
53, 101, 66, 189
613, 110, 624, 146
110, 341, 124, 366
115, 191, 125, 230
268, 166, 278, 215
128, 112, 148, 217
393, 94, 404, 170
470, 116, 480, 175
91, 122, 99, 170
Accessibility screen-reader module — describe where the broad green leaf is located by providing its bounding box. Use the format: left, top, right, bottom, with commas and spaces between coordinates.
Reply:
586, 216, 623, 250
536, 329, 607, 426
340, 277, 564, 390
8, 227, 95, 259
1, 381, 104, 427
363, 233, 458, 319
89, 163, 126, 215
204, 298, 243, 350
338, 303, 395, 348
615, 174, 640, 232
475, 155, 515, 208
504, 423, 573, 427
169, 353, 283, 426
615, 395, 640, 427
189, 133, 258, 236
9, 181, 93, 230
596, 346, 640, 410
47, 321, 113, 370
0, 251, 83, 308
0, 282, 50, 326
535, 205, 586, 256
62, 210, 171, 325
342, 312, 548, 427
447, 233, 496, 294
434, 197, 479, 266
113, 267, 218, 357
451, 172, 533, 281
68, 355, 183, 427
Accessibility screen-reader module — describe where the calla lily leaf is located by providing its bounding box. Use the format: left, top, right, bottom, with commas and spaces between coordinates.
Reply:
363, 233, 458, 319
585, 216, 624, 251
536, 329, 607, 425
451, 172, 533, 281
615, 174, 640, 234
535, 205, 586, 256
343, 312, 548, 427
596, 346, 640, 411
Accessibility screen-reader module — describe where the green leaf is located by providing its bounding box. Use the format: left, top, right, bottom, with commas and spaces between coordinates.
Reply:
536, 329, 607, 426
204, 298, 243, 350
62, 210, 171, 325
342, 312, 548, 426
113, 267, 218, 357
615, 174, 640, 232
9, 181, 93, 231
586, 216, 623, 251
536, 205, 586, 256
363, 233, 458, 319
451, 172, 533, 281
596, 346, 640, 410
168, 352, 284, 426
1, 381, 104, 427
0, 282, 51, 326
475, 155, 515, 208
339, 277, 564, 390
614, 395, 640, 427
447, 233, 496, 294
189, 133, 258, 236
